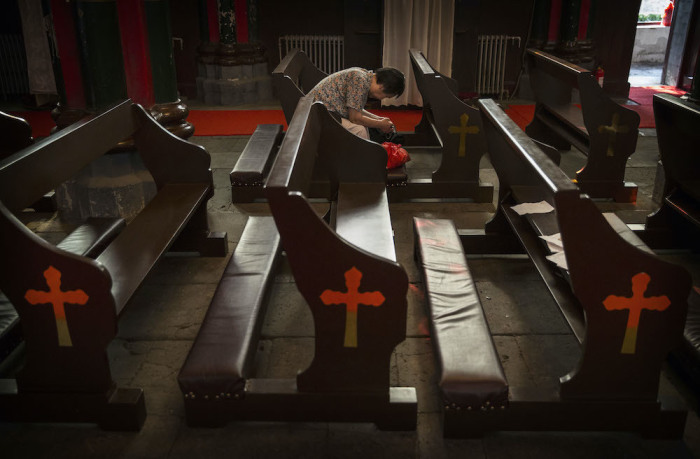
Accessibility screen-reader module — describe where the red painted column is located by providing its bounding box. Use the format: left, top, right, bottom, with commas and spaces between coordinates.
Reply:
547, 0, 562, 49
49, 0, 86, 109
578, 0, 591, 40
235, 0, 248, 44
116, 0, 155, 108
207, 0, 220, 43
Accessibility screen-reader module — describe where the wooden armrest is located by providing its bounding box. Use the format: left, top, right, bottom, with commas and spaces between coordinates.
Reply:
334, 182, 395, 261
230, 124, 283, 186
96, 183, 210, 314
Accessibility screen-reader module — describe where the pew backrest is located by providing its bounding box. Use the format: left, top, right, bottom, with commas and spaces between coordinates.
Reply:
479, 98, 576, 202
272, 49, 328, 124
653, 92, 700, 202
0, 111, 33, 159
526, 48, 590, 107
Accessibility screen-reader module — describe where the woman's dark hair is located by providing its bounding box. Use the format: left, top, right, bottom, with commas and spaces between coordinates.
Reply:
375, 67, 405, 97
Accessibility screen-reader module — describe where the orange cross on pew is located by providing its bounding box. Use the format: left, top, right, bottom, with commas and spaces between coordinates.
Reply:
24, 265, 89, 347
448, 113, 480, 157
597, 113, 629, 157
603, 272, 670, 354
320, 267, 385, 348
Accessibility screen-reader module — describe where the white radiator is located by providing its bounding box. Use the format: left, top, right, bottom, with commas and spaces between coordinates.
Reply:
278, 35, 344, 75
477, 35, 521, 99
0, 34, 30, 100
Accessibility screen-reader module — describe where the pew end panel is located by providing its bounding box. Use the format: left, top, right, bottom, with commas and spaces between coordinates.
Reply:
555, 191, 690, 401
575, 73, 640, 202
267, 188, 408, 393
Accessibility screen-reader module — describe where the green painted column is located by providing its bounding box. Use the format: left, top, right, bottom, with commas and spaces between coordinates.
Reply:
586, 0, 597, 42
75, 0, 127, 110
198, 0, 210, 43
529, 0, 552, 49
144, 0, 178, 104
248, 0, 259, 42
219, 0, 237, 45
143, 0, 192, 138
690, 51, 700, 103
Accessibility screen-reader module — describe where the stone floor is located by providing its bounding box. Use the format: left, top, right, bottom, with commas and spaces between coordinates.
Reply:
629, 63, 664, 87
1, 102, 699, 458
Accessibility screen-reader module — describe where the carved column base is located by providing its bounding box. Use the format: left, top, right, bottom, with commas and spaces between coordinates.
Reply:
149, 99, 194, 140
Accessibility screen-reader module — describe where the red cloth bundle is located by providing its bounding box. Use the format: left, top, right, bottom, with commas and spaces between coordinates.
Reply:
382, 142, 410, 169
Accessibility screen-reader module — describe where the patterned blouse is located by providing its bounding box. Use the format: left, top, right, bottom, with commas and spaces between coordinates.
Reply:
307, 68, 373, 119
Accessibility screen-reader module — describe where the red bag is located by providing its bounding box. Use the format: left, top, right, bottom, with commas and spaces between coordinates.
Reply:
382, 142, 411, 169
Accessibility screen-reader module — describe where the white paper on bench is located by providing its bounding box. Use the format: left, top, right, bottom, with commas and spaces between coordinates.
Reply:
545, 251, 568, 270
540, 233, 564, 252
511, 200, 554, 215
539, 232, 568, 270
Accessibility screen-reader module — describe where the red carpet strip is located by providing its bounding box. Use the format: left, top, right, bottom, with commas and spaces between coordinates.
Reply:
8, 86, 687, 139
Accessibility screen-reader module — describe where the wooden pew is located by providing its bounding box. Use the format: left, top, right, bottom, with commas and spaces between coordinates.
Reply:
0, 100, 227, 430
179, 95, 417, 429
413, 97, 690, 438
635, 93, 700, 397
402, 49, 493, 202
525, 48, 639, 202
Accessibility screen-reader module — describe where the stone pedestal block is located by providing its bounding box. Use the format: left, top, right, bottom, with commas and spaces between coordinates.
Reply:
652, 160, 666, 204
55, 151, 157, 223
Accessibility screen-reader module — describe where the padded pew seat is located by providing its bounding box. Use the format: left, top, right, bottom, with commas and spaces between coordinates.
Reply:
179, 216, 281, 400
413, 217, 508, 410
334, 182, 395, 262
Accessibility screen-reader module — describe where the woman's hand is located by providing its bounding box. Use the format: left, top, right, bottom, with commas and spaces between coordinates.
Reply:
377, 118, 395, 134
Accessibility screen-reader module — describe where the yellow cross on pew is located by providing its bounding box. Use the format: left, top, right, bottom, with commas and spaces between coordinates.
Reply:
448, 113, 480, 157
597, 113, 629, 157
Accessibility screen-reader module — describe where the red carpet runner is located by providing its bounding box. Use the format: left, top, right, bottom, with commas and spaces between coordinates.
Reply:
9, 86, 686, 138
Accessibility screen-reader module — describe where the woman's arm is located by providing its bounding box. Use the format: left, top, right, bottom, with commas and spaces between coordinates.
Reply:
348, 108, 394, 133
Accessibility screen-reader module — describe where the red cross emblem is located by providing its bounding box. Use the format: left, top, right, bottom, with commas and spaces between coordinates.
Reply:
603, 272, 670, 354
24, 266, 89, 347
319, 266, 385, 348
